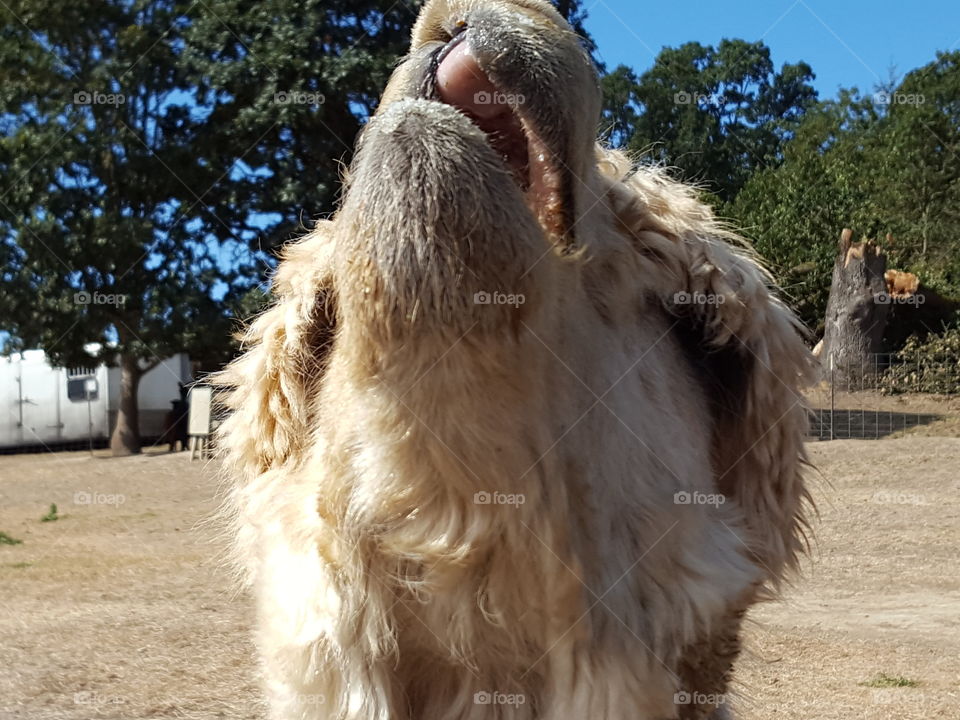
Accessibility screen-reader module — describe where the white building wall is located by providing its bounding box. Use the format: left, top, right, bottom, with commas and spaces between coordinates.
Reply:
0, 351, 192, 448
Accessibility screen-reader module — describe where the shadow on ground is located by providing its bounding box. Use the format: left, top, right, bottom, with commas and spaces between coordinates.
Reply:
808, 409, 944, 440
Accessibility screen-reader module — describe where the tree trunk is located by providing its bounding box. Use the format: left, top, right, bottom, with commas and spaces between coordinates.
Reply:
819, 229, 892, 388
110, 354, 142, 456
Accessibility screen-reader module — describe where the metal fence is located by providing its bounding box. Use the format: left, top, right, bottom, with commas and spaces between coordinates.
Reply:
808, 352, 960, 440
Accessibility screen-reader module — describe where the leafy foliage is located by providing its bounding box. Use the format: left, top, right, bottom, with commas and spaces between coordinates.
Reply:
600, 65, 640, 148
604, 43, 958, 343
553, 0, 601, 67
864, 53, 960, 297
728, 92, 881, 331
602, 40, 818, 202
179, 0, 424, 254
0, 0, 256, 374
881, 324, 960, 395
728, 53, 960, 334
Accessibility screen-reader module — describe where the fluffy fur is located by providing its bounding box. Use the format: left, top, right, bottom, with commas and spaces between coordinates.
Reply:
214, 2, 814, 718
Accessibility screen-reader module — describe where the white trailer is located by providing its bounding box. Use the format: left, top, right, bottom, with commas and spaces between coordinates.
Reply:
0, 350, 192, 450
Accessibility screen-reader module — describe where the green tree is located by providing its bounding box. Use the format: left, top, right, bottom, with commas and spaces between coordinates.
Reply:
179, 0, 424, 254
600, 65, 640, 147
730, 53, 960, 334
0, 0, 257, 455
606, 40, 817, 202
728, 92, 880, 331
869, 52, 960, 292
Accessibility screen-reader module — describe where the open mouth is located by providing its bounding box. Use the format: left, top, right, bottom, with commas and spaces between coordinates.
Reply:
420, 28, 570, 242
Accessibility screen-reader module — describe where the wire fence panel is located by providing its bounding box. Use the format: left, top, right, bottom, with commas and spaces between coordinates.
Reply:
807, 352, 960, 440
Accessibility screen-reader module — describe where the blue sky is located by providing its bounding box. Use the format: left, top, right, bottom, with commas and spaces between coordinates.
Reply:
583, 0, 960, 99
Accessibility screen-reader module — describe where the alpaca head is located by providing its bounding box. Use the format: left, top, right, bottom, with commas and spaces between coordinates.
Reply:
334, 0, 601, 347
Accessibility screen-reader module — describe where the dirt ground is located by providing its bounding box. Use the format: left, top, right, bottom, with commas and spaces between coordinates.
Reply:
1, 438, 958, 719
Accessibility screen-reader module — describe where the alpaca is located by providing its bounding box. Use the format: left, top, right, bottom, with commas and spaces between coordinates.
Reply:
215, 1, 814, 718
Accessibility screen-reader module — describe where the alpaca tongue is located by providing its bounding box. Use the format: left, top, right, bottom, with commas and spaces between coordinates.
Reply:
435, 40, 526, 172
435, 40, 506, 121
435, 40, 566, 242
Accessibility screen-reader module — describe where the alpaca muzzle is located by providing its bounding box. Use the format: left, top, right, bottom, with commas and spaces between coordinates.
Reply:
336, 98, 545, 338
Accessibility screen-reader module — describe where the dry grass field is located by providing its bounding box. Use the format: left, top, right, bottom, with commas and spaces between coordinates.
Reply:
1, 436, 958, 719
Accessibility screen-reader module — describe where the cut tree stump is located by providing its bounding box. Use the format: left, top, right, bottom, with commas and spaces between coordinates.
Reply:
817, 229, 960, 387
819, 229, 891, 387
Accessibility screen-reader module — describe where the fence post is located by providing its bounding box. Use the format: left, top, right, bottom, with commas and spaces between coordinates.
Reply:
875, 354, 879, 439
916, 352, 921, 394
857, 353, 863, 439
830, 354, 835, 441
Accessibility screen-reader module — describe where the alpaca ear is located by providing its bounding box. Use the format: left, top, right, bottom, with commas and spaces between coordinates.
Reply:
601, 151, 816, 582
213, 221, 337, 480
670, 236, 816, 582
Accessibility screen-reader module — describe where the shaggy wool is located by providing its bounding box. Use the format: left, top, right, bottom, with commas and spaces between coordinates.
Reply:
215, 1, 815, 718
